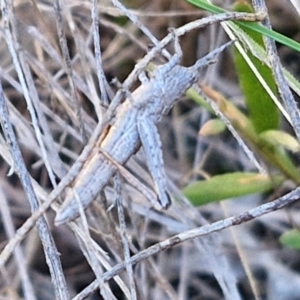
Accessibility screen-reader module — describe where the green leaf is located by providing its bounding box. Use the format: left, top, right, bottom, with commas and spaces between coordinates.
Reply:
233, 46, 280, 132
260, 130, 300, 152
186, 88, 212, 111
199, 119, 226, 136
183, 172, 283, 206
187, 0, 300, 53
192, 86, 300, 184
256, 135, 300, 184
280, 229, 300, 250
232, 2, 280, 133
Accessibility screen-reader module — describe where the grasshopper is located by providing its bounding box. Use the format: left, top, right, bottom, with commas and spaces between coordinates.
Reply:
55, 37, 233, 225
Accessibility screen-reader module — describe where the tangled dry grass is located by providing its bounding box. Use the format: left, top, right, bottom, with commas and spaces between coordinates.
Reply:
1, 0, 300, 299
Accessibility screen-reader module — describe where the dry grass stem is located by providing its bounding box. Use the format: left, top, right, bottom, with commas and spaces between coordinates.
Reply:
0, 1, 299, 299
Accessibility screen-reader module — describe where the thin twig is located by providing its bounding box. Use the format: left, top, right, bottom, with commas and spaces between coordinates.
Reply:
53, 0, 88, 143
74, 192, 115, 300
114, 174, 137, 300
68, 221, 130, 299
0, 187, 37, 300
111, 0, 172, 60
62, 0, 104, 119
100, 149, 161, 210
252, 0, 300, 141
0, 79, 69, 300
197, 85, 266, 174
1, 0, 66, 180
0, 120, 104, 268
92, 0, 111, 106
74, 186, 300, 299
105, 11, 264, 122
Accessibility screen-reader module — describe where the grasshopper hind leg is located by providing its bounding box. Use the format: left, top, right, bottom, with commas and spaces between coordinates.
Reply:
137, 116, 172, 209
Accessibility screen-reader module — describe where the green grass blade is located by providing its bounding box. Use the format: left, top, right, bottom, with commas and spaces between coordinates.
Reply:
233, 2, 279, 133
187, 86, 300, 184
183, 172, 284, 206
280, 229, 300, 250
187, 0, 300, 53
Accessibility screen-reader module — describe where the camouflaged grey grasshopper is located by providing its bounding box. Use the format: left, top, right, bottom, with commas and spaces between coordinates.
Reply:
55, 37, 233, 225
